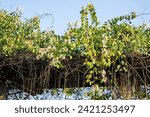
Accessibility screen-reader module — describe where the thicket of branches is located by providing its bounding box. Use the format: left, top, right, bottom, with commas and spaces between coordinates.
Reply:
0, 4, 150, 99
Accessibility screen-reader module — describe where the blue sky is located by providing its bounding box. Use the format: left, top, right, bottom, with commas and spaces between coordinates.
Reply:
0, 0, 150, 35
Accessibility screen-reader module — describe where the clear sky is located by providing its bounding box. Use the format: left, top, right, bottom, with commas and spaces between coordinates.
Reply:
0, 0, 150, 35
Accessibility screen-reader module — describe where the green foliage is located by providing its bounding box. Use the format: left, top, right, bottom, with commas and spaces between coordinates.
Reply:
64, 4, 150, 87
0, 4, 150, 99
0, 9, 67, 67
1, 3, 149, 79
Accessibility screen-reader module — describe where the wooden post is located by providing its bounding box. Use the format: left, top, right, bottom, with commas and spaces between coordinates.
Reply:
0, 80, 9, 100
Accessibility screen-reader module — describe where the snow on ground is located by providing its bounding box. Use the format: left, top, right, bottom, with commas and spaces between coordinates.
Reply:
7, 86, 150, 100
